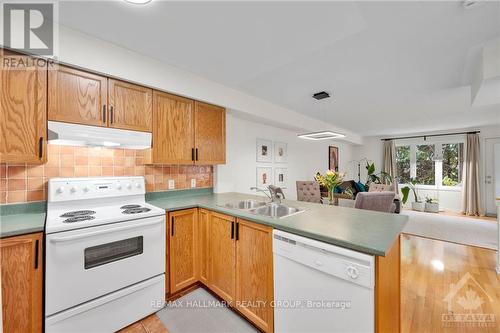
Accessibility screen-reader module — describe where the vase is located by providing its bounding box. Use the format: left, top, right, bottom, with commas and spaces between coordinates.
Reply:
327, 190, 337, 205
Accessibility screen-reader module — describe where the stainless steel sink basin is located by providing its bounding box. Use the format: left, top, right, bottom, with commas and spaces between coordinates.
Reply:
222, 199, 267, 210
249, 204, 304, 219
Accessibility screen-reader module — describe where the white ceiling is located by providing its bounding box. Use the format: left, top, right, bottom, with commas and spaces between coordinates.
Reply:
58, 0, 500, 136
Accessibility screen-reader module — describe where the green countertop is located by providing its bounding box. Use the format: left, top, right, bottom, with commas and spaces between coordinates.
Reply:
0, 190, 408, 256
0, 202, 46, 238
147, 191, 408, 256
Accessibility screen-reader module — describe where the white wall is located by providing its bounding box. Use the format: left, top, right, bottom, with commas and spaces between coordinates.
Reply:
214, 112, 354, 200
351, 124, 500, 213
51, 25, 362, 145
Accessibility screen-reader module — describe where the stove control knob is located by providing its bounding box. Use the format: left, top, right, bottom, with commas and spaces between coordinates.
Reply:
70, 186, 78, 193
83, 186, 90, 193
126, 183, 132, 190
135, 183, 141, 189
116, 184, 122, 190
57, 186, 65, 194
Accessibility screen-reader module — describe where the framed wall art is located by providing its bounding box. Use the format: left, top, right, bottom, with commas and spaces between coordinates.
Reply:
329, 146, 339, 172
256, 139, 273, 163
256, 167, 273, 188
274, 142, 288, 163
274, 167, 288, 188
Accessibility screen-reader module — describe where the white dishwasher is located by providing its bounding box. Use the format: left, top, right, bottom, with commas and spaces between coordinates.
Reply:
273, 230, 375, 333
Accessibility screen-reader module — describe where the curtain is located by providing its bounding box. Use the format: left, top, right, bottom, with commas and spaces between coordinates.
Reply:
461, 133, 483, 216
382, 140, 398, 192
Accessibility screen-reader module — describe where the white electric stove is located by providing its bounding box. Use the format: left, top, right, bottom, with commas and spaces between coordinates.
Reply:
45, 177, 166, 333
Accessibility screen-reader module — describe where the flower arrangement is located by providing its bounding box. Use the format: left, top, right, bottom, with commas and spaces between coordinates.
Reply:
315, 170, 345, 205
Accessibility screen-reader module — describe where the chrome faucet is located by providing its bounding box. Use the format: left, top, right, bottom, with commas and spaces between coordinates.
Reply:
269, 185, 285, 204
250, 185, 285, 204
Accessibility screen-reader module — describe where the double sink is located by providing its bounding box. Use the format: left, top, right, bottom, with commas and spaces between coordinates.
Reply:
221, 199, 305, 219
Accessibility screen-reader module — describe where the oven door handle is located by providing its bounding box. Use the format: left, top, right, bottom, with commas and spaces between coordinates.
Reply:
49, 219, 163, 243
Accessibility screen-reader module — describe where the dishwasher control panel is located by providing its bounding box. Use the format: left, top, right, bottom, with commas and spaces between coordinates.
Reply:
273, 230, 375, 289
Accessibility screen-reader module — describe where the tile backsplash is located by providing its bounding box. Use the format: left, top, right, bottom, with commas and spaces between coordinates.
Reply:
0, 145, 212, 204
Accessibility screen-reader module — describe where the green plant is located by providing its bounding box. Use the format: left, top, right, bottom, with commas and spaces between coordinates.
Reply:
401, 178, 420, 204
315, 170, 345, 204
425, 196, 438, 204
442, 176, 458, 187
365, 162, 392, 185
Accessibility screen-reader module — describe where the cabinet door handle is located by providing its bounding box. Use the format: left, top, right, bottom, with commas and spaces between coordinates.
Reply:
110, 106, 114, 124
171, 216, 174, 236
231, 221, 234, 239
38, 137, 43, 159
191, 148, 195, 161
235, 222, 239, 241
195, 148, 199, 161
34, 239, 39, 269
103, 105, 107, 123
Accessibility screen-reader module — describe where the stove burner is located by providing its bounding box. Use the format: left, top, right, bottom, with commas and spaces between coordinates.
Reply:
63, 216, 96, 223
122, 208, 151, 215
120, 205, 142, 209
60, 210, 96, 218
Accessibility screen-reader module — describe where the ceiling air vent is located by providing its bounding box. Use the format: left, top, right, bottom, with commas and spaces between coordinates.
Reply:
312, 91, 330, 100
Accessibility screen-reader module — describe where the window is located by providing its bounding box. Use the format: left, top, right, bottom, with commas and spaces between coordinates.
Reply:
396, 145, 410, 184
416, 144, 435, 185
442, 143, 463, 186
396, 141, 464, 188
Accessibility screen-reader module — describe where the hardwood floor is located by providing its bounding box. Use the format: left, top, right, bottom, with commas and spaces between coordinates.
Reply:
122, 234, 499, 333
438, 210, 497, 223
401, 234, 499, 333
118, 314, 168, 333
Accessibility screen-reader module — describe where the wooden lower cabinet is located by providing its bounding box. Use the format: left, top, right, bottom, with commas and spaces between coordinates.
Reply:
375, 235, 401, 333
207, 212, 236, 302
198, 209, 210, 285
168, 209, 199, 294
235, 219, 274, 333
174, 209, 274, 332
0, 232, 43, 333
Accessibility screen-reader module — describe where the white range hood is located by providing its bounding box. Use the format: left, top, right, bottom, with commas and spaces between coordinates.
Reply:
48, 121, 151, 149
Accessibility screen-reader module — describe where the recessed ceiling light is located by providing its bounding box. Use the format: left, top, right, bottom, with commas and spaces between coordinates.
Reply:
297, 131, 345, 140
124, 0, 152, 4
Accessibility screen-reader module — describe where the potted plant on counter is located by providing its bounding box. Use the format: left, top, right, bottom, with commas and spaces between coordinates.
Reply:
425, 197, 439, 213
315, 170, 344, 205
401, 178, 425, 212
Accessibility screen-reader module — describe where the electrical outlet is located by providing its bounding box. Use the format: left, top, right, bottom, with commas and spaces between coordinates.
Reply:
168, 179, 175, 190
191, 179, 196, 188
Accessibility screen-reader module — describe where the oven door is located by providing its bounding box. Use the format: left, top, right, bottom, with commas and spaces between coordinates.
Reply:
45, 215, 165, 316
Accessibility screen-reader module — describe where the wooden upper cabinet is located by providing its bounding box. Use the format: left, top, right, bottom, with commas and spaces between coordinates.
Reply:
235, 219, 274, 333
108, 79, 152, 132
1, 232, 43, 333
198, 209, 210, 285
152, 91, 194, 164
168, 209, 198, 294
194, 101, 226, 165
208, 212, 236, 302
0, 51, 47, 164
48, 65, 107, 127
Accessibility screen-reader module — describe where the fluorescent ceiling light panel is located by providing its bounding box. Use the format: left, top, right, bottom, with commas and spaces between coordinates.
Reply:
124, 0, 152, 4
297, 131, 345, 140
